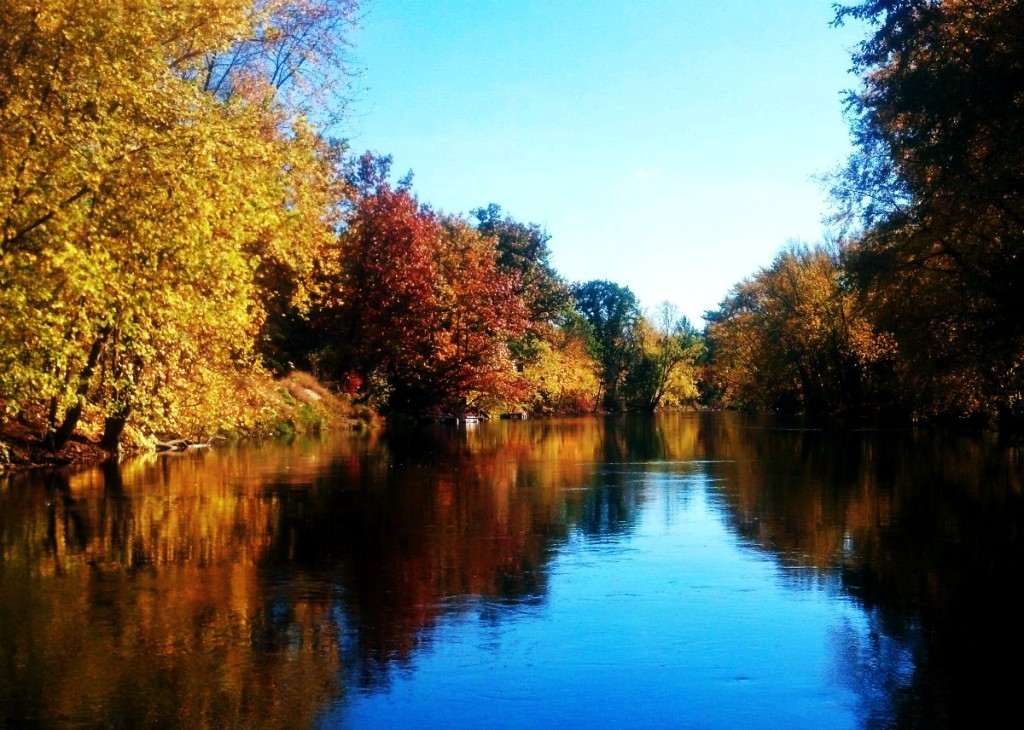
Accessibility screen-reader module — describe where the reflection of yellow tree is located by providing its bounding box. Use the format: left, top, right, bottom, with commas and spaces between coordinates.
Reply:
702, 412, 1023, 586
698, 413, 1024, 725
12, 415, 1018, 726
698, 415, 902, 572
1, 455, 342, 728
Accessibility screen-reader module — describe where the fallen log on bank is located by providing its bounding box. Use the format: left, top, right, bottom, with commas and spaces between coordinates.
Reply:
154, 439, 191, 452
154, 437, 222, 453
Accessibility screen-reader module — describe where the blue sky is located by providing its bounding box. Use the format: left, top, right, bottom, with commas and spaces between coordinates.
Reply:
346, 1, 865, 324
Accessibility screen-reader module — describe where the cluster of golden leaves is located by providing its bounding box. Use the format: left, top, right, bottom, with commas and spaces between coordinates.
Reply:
0, 1, 352, 440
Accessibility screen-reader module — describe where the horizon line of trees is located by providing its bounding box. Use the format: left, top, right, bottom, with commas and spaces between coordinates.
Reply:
271, 151, 704, 418
3, 0, 1021, 453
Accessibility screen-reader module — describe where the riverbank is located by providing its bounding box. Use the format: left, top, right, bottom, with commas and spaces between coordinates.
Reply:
0, 371, 378, 471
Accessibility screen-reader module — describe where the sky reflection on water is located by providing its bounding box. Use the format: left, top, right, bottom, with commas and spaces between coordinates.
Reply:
332, 465, 870, 729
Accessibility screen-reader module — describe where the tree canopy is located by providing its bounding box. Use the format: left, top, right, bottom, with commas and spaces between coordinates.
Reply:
832, 0, 1024, 421
15, 0, 1021, 450
702, 1, 1023, 425
705, 244, 891, 416
0, 0, 351, 447
321, 155, 530, 415
572, 280, 642, 411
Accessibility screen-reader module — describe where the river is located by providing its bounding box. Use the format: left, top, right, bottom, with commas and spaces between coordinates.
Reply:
1, 413, 1021, 728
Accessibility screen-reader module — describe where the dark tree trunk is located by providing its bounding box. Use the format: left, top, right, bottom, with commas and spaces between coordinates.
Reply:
47, 400, 84, 452
46, 328, 109, 452
100, 412, 129, 452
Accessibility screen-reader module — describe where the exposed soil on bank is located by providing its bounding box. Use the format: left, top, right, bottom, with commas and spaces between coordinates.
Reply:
0, 416, 111, 470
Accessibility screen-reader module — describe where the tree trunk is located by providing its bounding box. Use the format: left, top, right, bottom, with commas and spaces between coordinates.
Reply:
46, 328, 109, 451
100, 411, 130, 452
47, 400, 85, 452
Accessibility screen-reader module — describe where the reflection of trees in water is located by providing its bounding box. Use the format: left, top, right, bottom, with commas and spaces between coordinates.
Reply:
829, 609, 919, 730
572, 480, 636, 538
1, 456, 340, 729
0, 415, 716, 722
281, 416, 678, 688
264, 453, 561, 689
838, 443, 1024, 729
0, 420, 635, 721
700, 415, 1024, 728
5, 415, 1017, 726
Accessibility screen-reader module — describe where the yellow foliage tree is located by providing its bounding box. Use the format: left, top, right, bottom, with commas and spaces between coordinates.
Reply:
706, 243, 893, 415
520, 322, 602, 414
624, 303, 703, 411
0, 1, 349, 448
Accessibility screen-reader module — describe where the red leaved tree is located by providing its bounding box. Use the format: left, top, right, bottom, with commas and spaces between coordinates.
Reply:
331, 154, 528, 414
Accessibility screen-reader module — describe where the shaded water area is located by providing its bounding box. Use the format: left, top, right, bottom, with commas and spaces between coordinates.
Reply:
2, 413, 1022, 728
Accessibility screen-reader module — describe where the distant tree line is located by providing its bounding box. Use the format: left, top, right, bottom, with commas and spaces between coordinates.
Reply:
275, 153, 703, 417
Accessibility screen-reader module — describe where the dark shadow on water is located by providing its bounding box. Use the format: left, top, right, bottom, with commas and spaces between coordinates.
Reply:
699, 414, 1024, 728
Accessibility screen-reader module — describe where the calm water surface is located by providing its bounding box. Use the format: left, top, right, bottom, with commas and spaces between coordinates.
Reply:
2, 414, 1022, 728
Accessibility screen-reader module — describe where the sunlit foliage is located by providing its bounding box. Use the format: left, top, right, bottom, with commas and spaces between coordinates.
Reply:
705, 244, 891, 415
473, 204, 571, 340
472, 205, 599, 413
325, 154, 529, 415
624, 303, 703, 411
705, 1, 1023, 424
519, 312, 602, 413
0, 1, 352, 446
